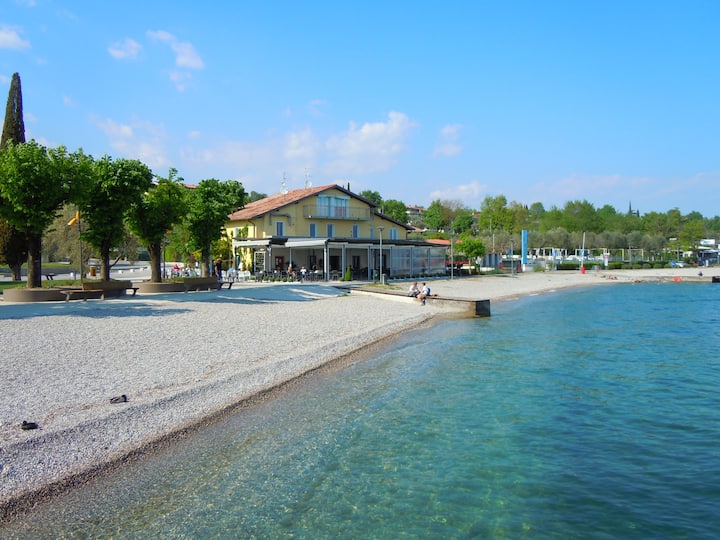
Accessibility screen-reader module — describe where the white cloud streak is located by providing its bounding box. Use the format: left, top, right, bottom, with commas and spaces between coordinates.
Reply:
0, 25, 30, 49
108, 38, 141, 59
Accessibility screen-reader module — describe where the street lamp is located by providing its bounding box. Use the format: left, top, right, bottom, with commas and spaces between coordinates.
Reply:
378, 226, 384, 282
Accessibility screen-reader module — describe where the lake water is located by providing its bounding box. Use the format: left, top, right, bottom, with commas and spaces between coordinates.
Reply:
2, 282, 719, 539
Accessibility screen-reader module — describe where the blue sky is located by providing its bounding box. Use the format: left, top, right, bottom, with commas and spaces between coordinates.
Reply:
1, 0, 718, 216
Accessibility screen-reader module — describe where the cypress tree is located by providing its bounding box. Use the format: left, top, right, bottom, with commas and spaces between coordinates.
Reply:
1, 73, 26, 146
0, 72, 28, 280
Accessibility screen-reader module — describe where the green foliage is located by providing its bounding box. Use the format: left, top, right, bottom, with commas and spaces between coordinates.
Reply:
1, 73, 25, 148
452, 210, 475, 234
186, 178, 247, 276
78, 156, 153, 280
456, 234, 485, 262
381, 199, 408, 223
0, 142, 80, 286
126, 168, 188, 282
359, 189, 382, 206
424, 199, 448, 231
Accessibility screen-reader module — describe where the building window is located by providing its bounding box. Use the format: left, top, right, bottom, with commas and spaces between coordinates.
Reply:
352, 224, 359, 238
326, 223, 334, 237
276, 221, 285, 237
317, 194, 349, 218
309, 223, 317, 237
370, 227, 375, 239
389, 228, 399, 240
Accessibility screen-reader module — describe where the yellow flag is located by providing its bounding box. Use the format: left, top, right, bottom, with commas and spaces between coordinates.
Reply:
67, 211, 80, 226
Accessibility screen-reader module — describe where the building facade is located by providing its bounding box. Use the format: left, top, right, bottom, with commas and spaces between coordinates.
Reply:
225, 184, 446, 280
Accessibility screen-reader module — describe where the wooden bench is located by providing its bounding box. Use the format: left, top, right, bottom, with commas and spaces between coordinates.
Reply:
61, 289, 104, 302
82, 281, 139, 298
219, 281, 233, 290
45, 273, 56, 280
183, 277, 222, 292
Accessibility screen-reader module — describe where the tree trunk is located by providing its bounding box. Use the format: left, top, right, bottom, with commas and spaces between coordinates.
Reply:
148, 241, 162, 282
26, 233, 42, 288
100, 241, 111, 281
200, 248, 210, 278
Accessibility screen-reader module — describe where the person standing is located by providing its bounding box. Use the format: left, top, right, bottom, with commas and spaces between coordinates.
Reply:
214, 258, 223, 282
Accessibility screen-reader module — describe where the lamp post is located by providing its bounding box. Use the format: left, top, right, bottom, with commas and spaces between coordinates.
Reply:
378, 226, 384, 283
450, 229, 455, 280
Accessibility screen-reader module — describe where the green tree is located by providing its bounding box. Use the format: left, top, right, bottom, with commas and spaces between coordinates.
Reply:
79, 156, 153, 280
359, 189, 382, 206
248, 190, 267, 202
0, 142, 79, 287
186, 178, 246, 277
451, 209, 475, 234
479, 195, 513, 232
126, 168, 188, 282
380, 199, 407, 223
456, 234, 486, 267
0, 72, 27, 280
424, 199, 449, 231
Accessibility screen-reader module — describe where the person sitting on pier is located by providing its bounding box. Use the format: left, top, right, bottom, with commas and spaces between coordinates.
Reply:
408, 282, 420, 297
418, 283, 431, 305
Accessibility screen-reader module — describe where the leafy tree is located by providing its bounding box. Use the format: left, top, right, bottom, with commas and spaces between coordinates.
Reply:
424, 199, 449, 231
479, 195, 513, 232
561, 200, 600, 233
0, 143, 80, 287
456, 234, 486, 265
126, 168, 188, 282
248, 190, 267, 202
380, 199, 407, 223
185, 178, 246, 277
451, 209, 475, 234
0, 219, 26, 279
0, 72, 27, 279
79, 156, 153, 280
359, 189, 382, 206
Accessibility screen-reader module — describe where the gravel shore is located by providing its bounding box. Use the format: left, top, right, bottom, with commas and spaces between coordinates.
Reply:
1, 267, 715, 515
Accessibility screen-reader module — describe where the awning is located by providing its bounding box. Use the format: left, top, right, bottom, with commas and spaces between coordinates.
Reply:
284, 239, 329, 248
232, 239, 271, 248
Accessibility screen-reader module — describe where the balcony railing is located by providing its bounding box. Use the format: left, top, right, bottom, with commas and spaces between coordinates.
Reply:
303, 204, 371, 221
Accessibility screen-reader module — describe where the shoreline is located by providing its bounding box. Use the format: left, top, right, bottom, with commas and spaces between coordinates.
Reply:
1, 267, 716, 520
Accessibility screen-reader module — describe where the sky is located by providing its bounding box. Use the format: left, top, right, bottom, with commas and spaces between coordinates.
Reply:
1, 0, 719, 217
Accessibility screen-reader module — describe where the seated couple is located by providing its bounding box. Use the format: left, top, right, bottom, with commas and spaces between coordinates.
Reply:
408, 282, 431, 305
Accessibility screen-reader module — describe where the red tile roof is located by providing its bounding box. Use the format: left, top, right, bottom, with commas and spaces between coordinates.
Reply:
228, 184, 338, 220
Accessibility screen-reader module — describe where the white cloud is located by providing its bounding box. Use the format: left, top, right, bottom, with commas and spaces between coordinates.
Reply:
147, 30, 204, 69
108, 38, 141, 60
284, 129, 319, 162
429, 181, 488, 205
307, 99, 326, 117
324, 111, 417, 175
0, 25, 30, 49
146, 29, 203, 91
92, 116, 169, 170
433, 123, 463, 158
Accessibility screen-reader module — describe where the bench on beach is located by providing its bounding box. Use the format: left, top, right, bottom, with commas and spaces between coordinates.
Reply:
60, 288, 104, 301
183, 276, 223, 292
83, 281, 139, 298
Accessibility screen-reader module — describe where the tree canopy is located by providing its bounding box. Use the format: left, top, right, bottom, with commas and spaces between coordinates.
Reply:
185, 178, 246, 276
126, 168, 188, 282
79, 156, 153, 280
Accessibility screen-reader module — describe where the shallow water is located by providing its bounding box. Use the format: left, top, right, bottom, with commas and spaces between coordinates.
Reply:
3, 282, 720, 539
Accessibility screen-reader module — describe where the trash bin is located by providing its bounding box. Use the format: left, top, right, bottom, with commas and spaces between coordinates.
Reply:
89, 266, 96, 277
381, 273, 387, 285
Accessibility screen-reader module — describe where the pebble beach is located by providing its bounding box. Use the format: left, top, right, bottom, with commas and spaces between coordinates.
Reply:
0, 266, 715, 516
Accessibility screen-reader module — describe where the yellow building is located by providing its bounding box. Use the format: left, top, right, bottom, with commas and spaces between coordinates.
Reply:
226, 184, 446, 281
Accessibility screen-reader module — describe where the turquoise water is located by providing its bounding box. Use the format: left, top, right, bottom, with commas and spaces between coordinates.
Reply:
3, 282, 719, 539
